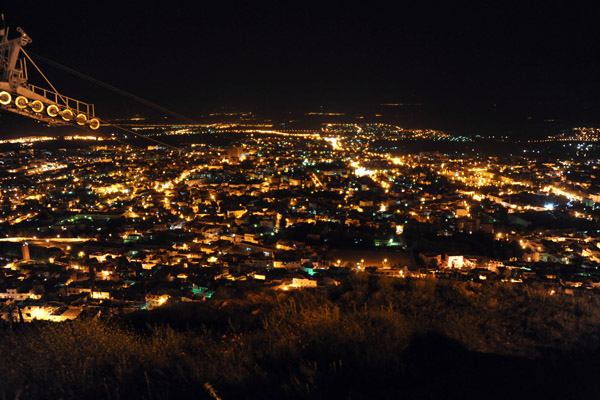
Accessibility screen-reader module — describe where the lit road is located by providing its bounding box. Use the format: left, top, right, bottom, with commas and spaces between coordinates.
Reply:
0, 237, 90, 243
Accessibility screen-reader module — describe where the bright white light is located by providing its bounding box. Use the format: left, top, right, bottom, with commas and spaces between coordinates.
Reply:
324, 137, 341, 150
544, 203, 555, 210
354, 167, 374, 177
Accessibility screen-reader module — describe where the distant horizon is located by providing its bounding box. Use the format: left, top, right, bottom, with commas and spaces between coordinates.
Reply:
1, 3, 599, 142
1, 100, 596, 141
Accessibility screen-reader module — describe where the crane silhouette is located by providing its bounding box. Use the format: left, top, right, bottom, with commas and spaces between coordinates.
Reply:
0, 14, 100, 130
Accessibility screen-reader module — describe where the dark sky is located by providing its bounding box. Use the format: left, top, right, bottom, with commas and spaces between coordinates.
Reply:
2, 2, 600, 136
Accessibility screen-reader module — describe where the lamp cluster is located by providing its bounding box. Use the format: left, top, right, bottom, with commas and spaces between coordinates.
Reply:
0, 91, 100, 130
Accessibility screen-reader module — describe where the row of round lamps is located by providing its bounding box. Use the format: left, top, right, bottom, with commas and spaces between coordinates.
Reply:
0, 91, 100, 130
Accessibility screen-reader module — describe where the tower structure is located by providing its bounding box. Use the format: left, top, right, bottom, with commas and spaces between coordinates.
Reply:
0, 15, 100, 129
21, 242, 30, 261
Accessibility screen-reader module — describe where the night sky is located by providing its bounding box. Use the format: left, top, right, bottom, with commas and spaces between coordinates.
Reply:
2, 2, 600, 137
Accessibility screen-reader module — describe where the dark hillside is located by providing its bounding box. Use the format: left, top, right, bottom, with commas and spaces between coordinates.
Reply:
0, 276, 599, 399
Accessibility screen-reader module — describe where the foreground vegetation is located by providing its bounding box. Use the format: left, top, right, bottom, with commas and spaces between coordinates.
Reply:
1, 275, 600, 399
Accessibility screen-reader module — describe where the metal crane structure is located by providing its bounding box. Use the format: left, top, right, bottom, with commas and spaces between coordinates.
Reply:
0, 16, 101, 130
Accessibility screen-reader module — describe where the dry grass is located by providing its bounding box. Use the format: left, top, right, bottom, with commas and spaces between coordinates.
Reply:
1, 276, 599, 399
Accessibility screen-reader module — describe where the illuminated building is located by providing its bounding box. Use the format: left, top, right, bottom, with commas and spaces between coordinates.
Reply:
21, 242, 30, 261
226, 146, 243, 161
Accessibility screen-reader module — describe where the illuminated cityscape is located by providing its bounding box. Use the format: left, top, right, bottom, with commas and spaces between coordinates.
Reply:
2, 121, 600, 321
2, 2, 600, 399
